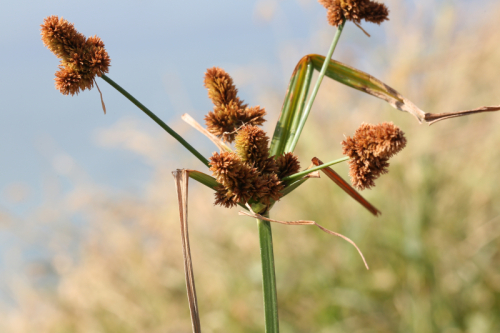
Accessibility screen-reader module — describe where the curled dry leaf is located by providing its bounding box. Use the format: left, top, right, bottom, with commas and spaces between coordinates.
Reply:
305, 55, 500, 125
424, 105, 500, 125
240, 205, 369, 270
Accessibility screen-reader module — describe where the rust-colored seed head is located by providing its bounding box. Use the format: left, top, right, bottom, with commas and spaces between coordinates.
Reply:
253, 173, 284, 206
205, 101, 243, 142
41, 16, 110, 95
342, 122, 406, 190
362, 1, 390, 25
209, 149, 284, 208
204, 67, 266, 143
209, 151, 258, 206
234, 125, 268, 163
276, 152, 301, 179
235, 125, 275, 171
318, 0, 389, 27
214, 186, 238, 208
204, 67, 277, 207
238, 105, 266, 127
204, 67, 243, 108
55, 66, 87, 96
41, 16, 86, 60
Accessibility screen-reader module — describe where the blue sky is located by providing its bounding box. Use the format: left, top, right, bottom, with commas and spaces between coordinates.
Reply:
0, 0, 333, 215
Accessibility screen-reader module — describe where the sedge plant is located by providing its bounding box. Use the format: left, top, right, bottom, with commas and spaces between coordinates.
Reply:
40, 1, 500, 332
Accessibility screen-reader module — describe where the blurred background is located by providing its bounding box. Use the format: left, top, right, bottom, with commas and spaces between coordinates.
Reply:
1, 0, 500, 332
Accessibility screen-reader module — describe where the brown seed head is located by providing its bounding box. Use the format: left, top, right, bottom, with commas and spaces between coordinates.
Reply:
55, 65, 88, 96
209, 149, 284, 208
276, 152, 301, 179
253, 173, 284, 206
235, 125, 277, 173
204, 67, 244, 108
205, 103, 266, 143
318, 0, 389, 27
362, 1, 390, 25
342, 122, 406, 190
214, 186, 238, 208
204, 67, 266, 142
41, 16, 110, 95
41, 16, 86, 60
209, 151, 258, 205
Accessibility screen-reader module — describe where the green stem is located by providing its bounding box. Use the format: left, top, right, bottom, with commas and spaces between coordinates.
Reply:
100, 74, 210, 168
288, 20, 346, 152
282, 156, 349, 183
257, 211, 279, 333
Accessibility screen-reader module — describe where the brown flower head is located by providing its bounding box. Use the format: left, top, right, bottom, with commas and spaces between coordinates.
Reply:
209, 149, 284, 208
204, 67, 266, 142
362, 1, 390, 25
204, 67, 243, 108
253, 173, 285, 206
214, 186, 238, 208
209, 151, 258, 206
41, 16, 110, 95
276, 152, 301, 179
342, 122, 406, 190
318, 0, 389, 27
235, 125, 278, 173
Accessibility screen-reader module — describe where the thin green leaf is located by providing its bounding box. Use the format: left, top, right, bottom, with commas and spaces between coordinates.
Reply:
269, 56, 314, 158
187, 170, 251, 211
187, 169, 219, 190
308, 54, 426, 123
280, 178, 308, 198
281, 156, 349, 184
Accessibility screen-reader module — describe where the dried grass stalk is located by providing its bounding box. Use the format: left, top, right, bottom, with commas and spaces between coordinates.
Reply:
182, 113, 231, 152
172, 169, 202, 333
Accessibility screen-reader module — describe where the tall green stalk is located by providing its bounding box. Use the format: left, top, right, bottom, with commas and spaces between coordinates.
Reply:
287, 20, 346, 152
257, 211, 279, 333
100, 74, 210, 168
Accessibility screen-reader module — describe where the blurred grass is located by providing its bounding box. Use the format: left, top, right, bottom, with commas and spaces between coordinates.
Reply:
2, 1, 500, 332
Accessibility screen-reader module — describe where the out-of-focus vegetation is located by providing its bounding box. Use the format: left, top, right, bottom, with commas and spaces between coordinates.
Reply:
1, 1, 500, 332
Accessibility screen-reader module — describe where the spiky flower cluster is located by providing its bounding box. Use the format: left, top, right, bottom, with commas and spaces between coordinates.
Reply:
41, 16, 110, 95
204, 67, 266, 143
342, 122, 406, 190
206, 68, 301, 208
211, 125, 299, 208
318, 0, 389, 27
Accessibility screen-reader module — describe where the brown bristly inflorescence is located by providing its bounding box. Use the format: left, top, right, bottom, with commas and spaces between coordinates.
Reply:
206, 68, 301, 208
204, 67, 266, 143
41, 16, 110, 95
318, 0, 389, 27
342, 122, 406, 190
235, 125, 278, 174
276, 153, 301, 179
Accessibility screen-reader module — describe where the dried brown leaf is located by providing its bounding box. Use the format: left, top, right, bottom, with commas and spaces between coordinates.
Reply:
312, 157, 380, 216
172, 170, 202, 333
424, 105, 500, 125
182, 113, 231, 152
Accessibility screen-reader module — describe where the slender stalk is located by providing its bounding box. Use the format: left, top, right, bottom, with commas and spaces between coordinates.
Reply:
288, 20, 346, 152
257, 211, 279, 333
282, 156, 349, 183
100, 74, 210, 168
